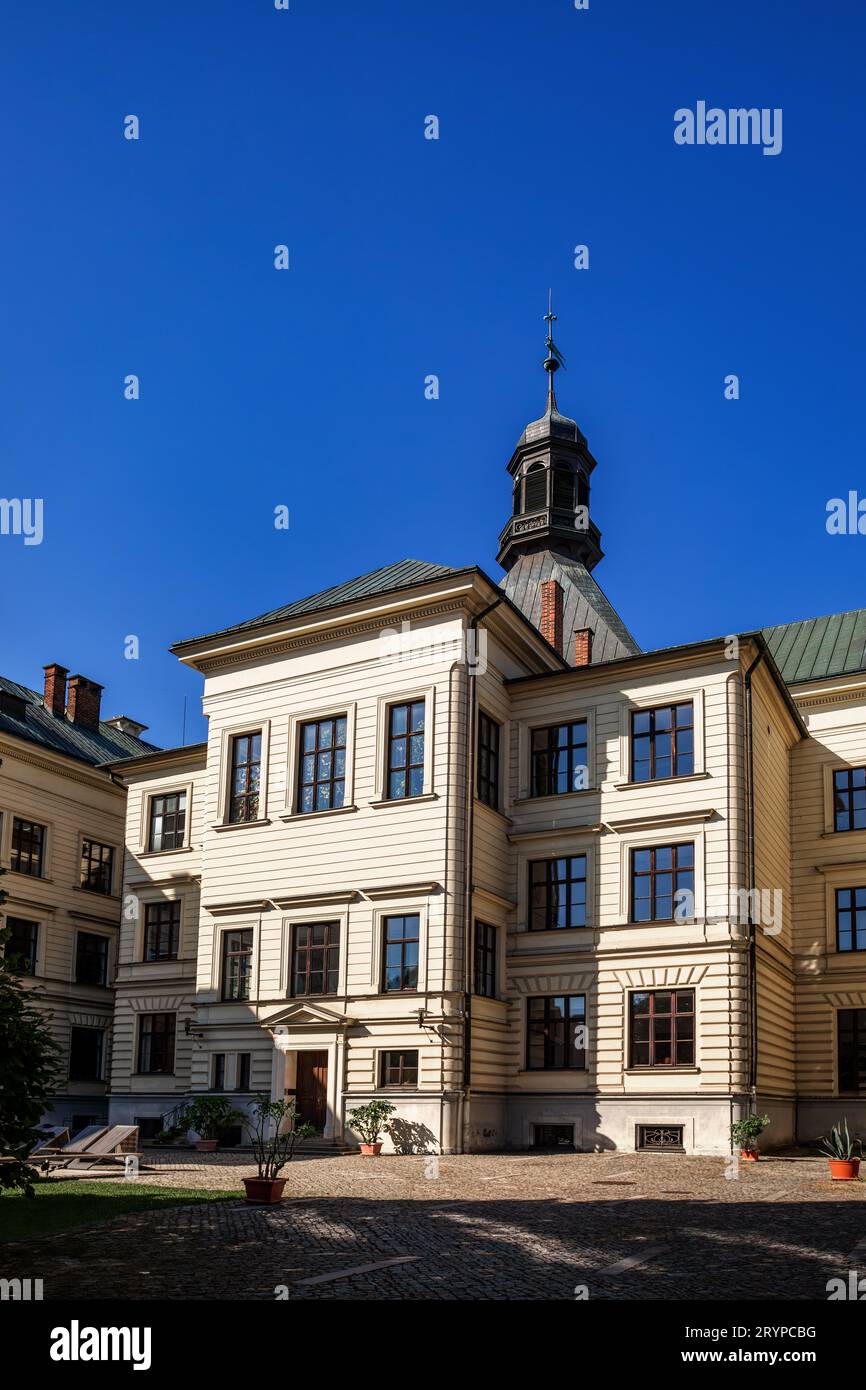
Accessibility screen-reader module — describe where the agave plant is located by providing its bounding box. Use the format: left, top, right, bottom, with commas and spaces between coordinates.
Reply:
820, 1117, 862, 1161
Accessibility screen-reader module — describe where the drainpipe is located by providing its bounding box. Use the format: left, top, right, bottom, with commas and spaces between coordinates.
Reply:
462, 600, 502, 1116
744, 646, 766, 1103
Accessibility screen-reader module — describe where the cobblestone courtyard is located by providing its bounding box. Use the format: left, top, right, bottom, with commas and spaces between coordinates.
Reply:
4, 1151, 865, 1301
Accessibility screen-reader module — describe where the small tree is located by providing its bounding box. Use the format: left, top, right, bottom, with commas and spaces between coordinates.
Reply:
246, 1097, 314, 1180
730, 1113, 771, 1152
0, 869, 61, 1196
178, 1095, 245, 1143
347, 1100, 396, 1146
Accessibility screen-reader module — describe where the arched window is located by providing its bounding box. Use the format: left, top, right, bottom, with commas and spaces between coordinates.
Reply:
552, 470, 574, 511
524, 465, 547, 513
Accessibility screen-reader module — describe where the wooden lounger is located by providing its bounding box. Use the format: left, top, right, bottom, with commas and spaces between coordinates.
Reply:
43, 1125, 140, 1171
29, 1126, 71, 1157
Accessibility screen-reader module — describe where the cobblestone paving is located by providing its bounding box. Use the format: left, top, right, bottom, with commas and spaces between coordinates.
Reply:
3, 1152, 864, 1301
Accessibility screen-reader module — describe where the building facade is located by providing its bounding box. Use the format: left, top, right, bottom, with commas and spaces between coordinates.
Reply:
105, 356, 866, 1154
0, 664, 154, 1129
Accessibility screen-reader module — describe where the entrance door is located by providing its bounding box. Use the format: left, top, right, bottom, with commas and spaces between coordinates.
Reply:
295, 1050, 328, 1133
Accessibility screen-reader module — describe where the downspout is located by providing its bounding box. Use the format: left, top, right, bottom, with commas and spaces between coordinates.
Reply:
462, 600, 503, 1117
744, 646, 766, 1102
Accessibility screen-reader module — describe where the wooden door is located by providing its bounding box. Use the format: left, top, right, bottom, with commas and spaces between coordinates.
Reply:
295, 1050, 328, 1133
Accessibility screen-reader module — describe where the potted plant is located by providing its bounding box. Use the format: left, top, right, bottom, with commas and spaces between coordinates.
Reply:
730, 1112, 770, 1161
243, 1096, 315, 1203
347, 1100, 396, 1156
179, 1096, 244, 1153
821, 1118, 862, 1181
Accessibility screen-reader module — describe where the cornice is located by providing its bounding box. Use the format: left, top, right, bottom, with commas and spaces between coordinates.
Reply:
0, 738, 121, 794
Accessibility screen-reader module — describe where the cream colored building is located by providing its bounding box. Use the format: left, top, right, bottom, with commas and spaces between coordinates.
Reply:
105, 365, 866, 1154
0, 664, 153, 1128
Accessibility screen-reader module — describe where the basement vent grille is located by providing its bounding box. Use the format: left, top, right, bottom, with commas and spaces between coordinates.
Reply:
636, 1124, 684, 1152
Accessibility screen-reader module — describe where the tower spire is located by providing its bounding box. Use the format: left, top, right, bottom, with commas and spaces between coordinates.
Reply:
542, 288, 566, 413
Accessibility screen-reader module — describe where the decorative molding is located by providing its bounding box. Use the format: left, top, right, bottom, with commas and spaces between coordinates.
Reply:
203, 899, 272, 916
604, 808, 716, 833
613, 964, 709, 988
508, 823, 603, 844
273, 891, 358, 909
821, 990, 866, 1008
360, 881, 441, 900
0, 737, 122, 792
509, 972, 595, 995
128, 994, 189, 1012
69, 1011, 110, 1029
473, 884, 517, 912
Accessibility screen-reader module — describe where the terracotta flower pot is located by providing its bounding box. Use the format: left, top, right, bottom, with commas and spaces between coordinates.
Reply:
196, 1139, 218, 1152
360, 1142, 383, 1157
243, 1176, 287, 1204
740, 1147, 759, 1162
828, 1158, 860, 1181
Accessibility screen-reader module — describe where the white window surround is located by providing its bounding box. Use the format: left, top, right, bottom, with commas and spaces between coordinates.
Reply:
211, 919, 259, 1001
373, 1044, 422, 1090
370, 900, 429, 993
213, 720, 271, 828
76, 830, 121, 895
138, 780, 195, 855
819, 866, 866, 958
4, 810, 52, 880
616, 825, 705, 925
821, 759, 866, 836
517, 837, 596, 934
135, 888, 185, 964
280, 906, 350, 998
371, 687, 436, 803
615, 686, 706, 786
281, 702, 358, 818
515, 707, 597, 803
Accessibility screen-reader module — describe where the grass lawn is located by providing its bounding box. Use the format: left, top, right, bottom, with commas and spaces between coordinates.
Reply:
0, 1182, 235, 1244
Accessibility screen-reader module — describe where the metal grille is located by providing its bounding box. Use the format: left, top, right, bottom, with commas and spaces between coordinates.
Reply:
636, 1124, 684, 1152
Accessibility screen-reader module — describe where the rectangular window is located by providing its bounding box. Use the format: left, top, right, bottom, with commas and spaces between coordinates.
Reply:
386, 700, 425, 800
222, 928, 253, 1000
631, 843, 694, 922
834, 767, 866, 832
382, 914, 419, 992
148, 791, 187, 851
213, 1053, 226, 1090
838, 1009, 866, 1093
531, 721, 588, 797
527, 995, 586, 1070
630, 990, 695, 1068
297, 715, 347, 813
529, 855, 587, 930
76, 931, 109, 986
474, 921, 497, 998
69, 1026, 104, 1082
380, 1050, 419, 1086
477, 712, 500, 809
228, 732, 262, 823
144, 901, 181, 961
10, 817, 45, 877
631, 702, 694, 782
236, 1053, 251, 1091
80, 838, 115, 894
835, 887, 866, 953
292, 922, 340, 996
4, 917, 38, 974
138, 1013, 176, 1074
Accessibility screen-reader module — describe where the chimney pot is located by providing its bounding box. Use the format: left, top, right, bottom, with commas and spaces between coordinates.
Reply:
574, 627, 594, 667
66, 674, 104, 731
539, 579, 564, 653
43, 663, 68, 719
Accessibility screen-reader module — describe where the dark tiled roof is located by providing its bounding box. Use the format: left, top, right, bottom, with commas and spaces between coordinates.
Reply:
0, 675, 158, 768
763, 609, 866, 685
174, 560, 461, 647
501, 550, 641, 665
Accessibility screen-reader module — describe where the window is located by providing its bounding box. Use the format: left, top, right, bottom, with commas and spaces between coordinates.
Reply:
533, 1124, 574, 1150
529, 855, 587, 930
631, 843, 694, 922
531, 721, 588, 797
630, 990, 695, 1067
838, 1009, 866, 1093
836, 887, 866, 953
386, 700, 425, 800
148, 791, 187, 851
69, 1026, 104, 1082
527, 995, 586, 1070
10, 817, 45, 876
292, 922, 340, 996
380, 1050, 419, 1086
298, 716, 347, 813
79, 838, 114, 894
382, 914, 419, 992
222, 929, 253, 1000
213, 1054, 226, 1089
4, 917, 37, 974
474, 921, 497, 997
552, 470, 574, 511
76, 932, 109, 986
144, 902, 181, 961
631, 702, 694, 782
237, 1053, 251, 1091
228, 732, 262, 823
137, 1013, 176, 1074
477, 712, 500, 809
524, 465, 546, 512
834, 767, 866, 832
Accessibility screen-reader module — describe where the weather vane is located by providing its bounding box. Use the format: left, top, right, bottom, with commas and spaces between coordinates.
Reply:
542, 289, 565, 408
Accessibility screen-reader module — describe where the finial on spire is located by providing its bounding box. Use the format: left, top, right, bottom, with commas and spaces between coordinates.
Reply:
542, 289, 566, 412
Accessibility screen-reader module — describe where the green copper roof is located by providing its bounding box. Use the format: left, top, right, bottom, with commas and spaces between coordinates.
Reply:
763, 608, 866, 684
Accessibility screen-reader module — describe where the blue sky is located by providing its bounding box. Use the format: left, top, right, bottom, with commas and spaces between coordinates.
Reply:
1, 0, 864, 747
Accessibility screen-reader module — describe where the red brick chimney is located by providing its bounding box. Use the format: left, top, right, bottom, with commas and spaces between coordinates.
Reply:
66, 675, 103, 731
42, 663, 68, 719
574, 627, 594, 667
540, 579, 564, 652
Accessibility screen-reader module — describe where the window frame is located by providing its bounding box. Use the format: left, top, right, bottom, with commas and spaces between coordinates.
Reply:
629, 988, 696, 1069
384, 699, 426, 802
143, 900, 182, 962
291, 920, 341, 997
79, 837, 116, 895
68, 1025, 104, 1082
147, 789, 188, 853
295, 714, 349, 815
373, 690, 434, 803
10, 816, 46, 877
473, 920, 497, 998
379, 1049, 419, 1088
75, 930, 110, 986
832, 766, 866, 834
529, 720, 589, 799
630, 842, 695, 923
137, 1012, 176, 1075
526, 994, 587, 1071
837, 1007, 866, 1094
476, 710, 501, 811
221, 927, 254, 1001
4, 916, 38, 975
630, 701, 695, 783
227, 730, 263, 824
381, 913, 420, 993
528, 854, 588, 931
835, 886, 866, 953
